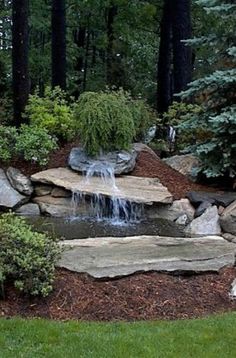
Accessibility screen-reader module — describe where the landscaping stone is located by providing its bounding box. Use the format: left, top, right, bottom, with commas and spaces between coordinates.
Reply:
34, 184, 53, 196
163, 154, 200, 181
58, 235, 236, 278
31, 168, 173, 205
185, 205, 221, 237
222, 233, 236, 244
186, 191, 236, 208
68, 146, 137, 175
0, 169, 28, 209
33, 195, 89, 217
194, 201, 212, 218
230, 279, 236, 299
175, 214, 189, 226
51, 187, 71, 198
16, 203, 40, 216
220, 201, 236, 235
146, 199, 194, 221
6, 167, 33, 196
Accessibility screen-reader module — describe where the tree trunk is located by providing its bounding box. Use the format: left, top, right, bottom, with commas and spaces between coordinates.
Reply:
106, 5, 118, 87
172, 0, 192, 95
51, 0, 66, 90
12, 0, 30, 124
157, 0, 173, 113
73, 26, 86, 98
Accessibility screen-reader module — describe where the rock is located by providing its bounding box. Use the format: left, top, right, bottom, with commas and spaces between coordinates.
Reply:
186, 191, 236, 208
220, 201, 236, 235
194, 201, 212, 218
51, 187, 71, 198
68, 146, 137, 175
6, 167, 33, 196
33, 195, 89, 217
163, 154, 200, 181
185, 206, 221, 237
31, 168, 173, 205
34, 184, 53, 196
0, 169, 28, 209
218, 205, 225, 215
146, 199, 195, 222
229, 279, 236, 299
58, 235, 236, 278
16, 203, 40, 216
222, 233, 236, 244
175, 214, 189, 226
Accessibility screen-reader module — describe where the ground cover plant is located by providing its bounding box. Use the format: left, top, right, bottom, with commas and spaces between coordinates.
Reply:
0, 313, 236, 357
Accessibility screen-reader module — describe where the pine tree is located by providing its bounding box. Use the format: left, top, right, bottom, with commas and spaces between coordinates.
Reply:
180, 0, 236, 178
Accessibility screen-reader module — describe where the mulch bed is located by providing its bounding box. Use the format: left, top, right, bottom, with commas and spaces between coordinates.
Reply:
1, 142, 236, 321
1, 268, 236, 321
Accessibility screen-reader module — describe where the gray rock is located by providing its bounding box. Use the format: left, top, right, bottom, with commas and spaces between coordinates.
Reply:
31, 168, 173, 205
6, 167, 33, 196
16, 203, 40, 216
229, 279, 236, 299
0, 169, 28, 209
51, 187, 71, 198
68, 146, 137, 175
194, 201, 212, 218
186, 191, 236, 208
222, 233, 236, 244
164, 154, 200, 181
58, 235, 236, 278
175, 214, 189, 226
34, 184, 53, 196
146, 199, 195, 222
220, 201, 236, 235
185, 206, 221, 237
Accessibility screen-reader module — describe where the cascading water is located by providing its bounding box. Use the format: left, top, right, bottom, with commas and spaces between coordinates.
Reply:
71, 162, 143, 224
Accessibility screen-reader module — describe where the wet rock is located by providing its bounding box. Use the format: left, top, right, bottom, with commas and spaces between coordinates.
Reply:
58, 235, 236, 278
31, 168, 173, 205
163, 154, 200, 181
0, 169, 28, 209
220, 201, 236, 235
185, 206, 221, 237
16, 203, 40, 216
146, 199, 195, 222
6, 167, 33, 196
68, 146, 137, 175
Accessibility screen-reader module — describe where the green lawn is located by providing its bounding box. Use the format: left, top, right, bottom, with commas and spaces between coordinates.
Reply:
0, 313, 236, 358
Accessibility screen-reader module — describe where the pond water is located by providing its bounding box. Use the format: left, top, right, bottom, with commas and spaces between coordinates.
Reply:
27, 216, 185, 240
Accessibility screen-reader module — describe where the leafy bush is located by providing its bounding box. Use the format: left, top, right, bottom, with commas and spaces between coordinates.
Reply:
24, 87, 76, 141
15, 125, 58, 166
0, 213, 61, 297
0, 125, 17, 162
74, 90, 135, 156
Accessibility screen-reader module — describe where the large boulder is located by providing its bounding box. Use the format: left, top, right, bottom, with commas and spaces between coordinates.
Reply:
163, 154, 200, 181
0, 169, 28, 209
220, 201, 236, 235
16, 203, 40, 216
185, 205, 221, 237
6, 167, 33, 196
68, 146, 137, 175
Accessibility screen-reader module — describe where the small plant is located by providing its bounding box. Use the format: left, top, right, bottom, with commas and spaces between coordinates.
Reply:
15, 125, 58, 166
0, 125, 18, 162
0, 213, 62, 297
74, 90, 135, 156
24, 86, 76, 141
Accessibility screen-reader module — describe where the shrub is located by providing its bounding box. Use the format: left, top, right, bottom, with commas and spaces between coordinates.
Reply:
24, 86, 76, 141
74, 90, 135, 156
0, 125, 17, 162
0, 213, 62, 297
15, 125, 58, 166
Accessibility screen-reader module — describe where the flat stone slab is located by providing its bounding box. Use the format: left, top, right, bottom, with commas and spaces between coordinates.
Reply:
31, 168, 173, 205
58, 235, 236, 278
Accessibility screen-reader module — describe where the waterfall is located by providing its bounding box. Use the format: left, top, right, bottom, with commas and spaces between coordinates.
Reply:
71, 162, 143, 224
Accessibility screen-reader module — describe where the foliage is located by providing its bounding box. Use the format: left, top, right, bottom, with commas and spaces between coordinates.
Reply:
74, 90, 135, 155
0, 125, 17, 162
15, 125, 58, 166
179, 0, 236, 177
0, 213, 61, 297
24, 87, 76, 141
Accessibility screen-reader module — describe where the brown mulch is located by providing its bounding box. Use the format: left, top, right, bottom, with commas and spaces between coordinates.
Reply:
1, 267, 236, 321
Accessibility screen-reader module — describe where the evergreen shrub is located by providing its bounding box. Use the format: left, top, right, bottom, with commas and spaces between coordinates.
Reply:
0, 213, 61, 297
0, 125, 17, 162
74, 90, 135, 156
24, 87, 76, 141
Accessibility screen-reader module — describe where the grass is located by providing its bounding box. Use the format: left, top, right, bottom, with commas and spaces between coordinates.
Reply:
0, 313, 236, 357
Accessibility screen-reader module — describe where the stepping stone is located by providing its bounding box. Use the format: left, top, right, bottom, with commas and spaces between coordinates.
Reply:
31, 168, 173, 205
58, 235, 236, 278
